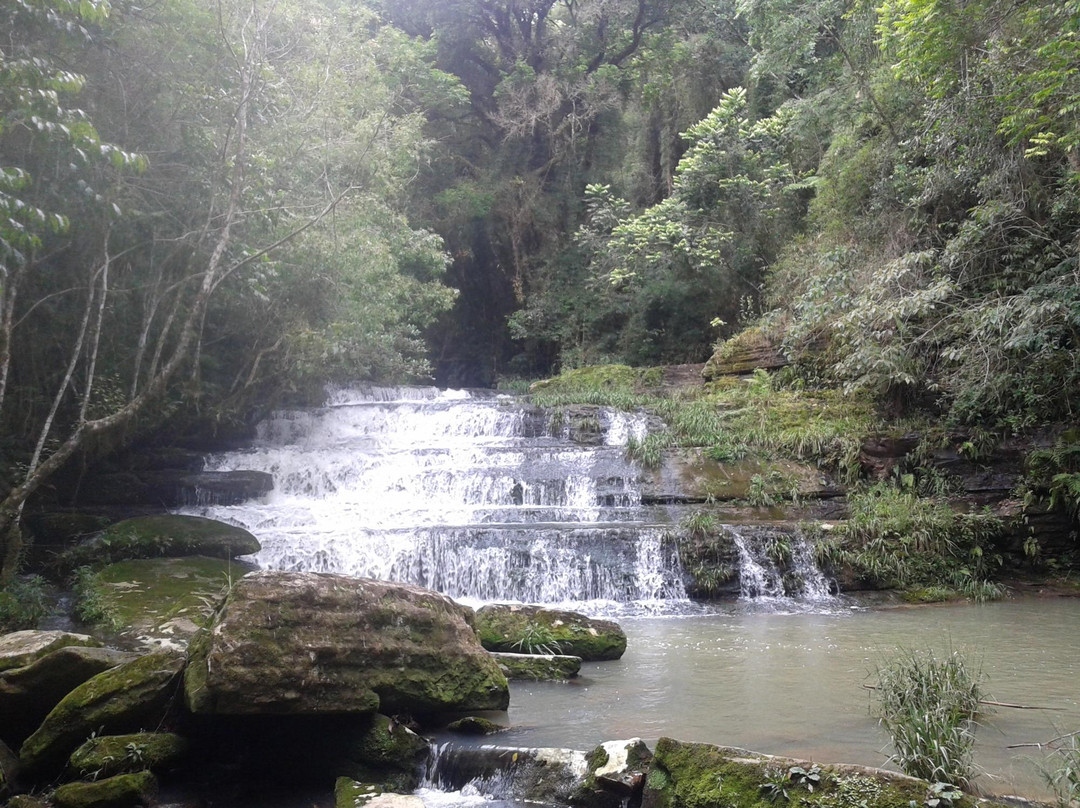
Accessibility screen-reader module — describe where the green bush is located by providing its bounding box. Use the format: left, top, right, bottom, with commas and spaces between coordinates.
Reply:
0, 575, 49, 631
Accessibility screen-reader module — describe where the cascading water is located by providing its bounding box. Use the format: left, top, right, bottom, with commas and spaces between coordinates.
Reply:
179, 385, 687, 613
726, 524, 833, 601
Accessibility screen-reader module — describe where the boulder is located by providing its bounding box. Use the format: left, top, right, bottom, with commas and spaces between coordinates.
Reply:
337, 713, 429, 791
0, 737, 18, 798
0, 645, 137, 747
19, 651, 185, 778
61, 515, 260, 568
184, 572, 509, 716
52, 770, 158, 808
446, 716, 505, 736
0, 631, 102, 673
87, 556, 255, 652
68, 732, 188, 779
572, 739, 652, 808
475, 604, 626, 661
491, 651, 582, 680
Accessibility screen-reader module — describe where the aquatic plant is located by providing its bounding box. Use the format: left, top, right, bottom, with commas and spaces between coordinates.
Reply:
874, 647, 984, 787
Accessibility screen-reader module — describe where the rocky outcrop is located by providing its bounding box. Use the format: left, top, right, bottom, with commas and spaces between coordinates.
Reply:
642, 451, 841, 504
52, 770, 157, 808
67, 732, 188, 779
475, 604, 627, 661
491, 651, 582, 680
88, 556, 255, 651
0, 631, 102, 674
703, 329, 788, 379
60, 515, 260, 568
184, 572, 509, 716
19, 651, 185, 778
75, 469, 273, 508
0, 645, 137, 747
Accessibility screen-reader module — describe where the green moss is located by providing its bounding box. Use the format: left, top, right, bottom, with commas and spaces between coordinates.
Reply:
901, 587, 957, 604
53, 770, 157, 808
475, 605, 626, 661
67, 732, 188, 779
446, 716, 504, 735
335, 776, 384, 808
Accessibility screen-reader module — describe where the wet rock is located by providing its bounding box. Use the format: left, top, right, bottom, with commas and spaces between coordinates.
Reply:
53, 770, 158, 808
184, 572, 509, 716
67, 732, 189, 779
642, 451, 842, 505
425, 744, 589, 805
0, 645, 137, 747
334, 779, 424, 808
76, 470, 272, 508
491, 651, 582, 680
19, 651, 185, 779
858, 434, 920, 479
88, 556, 255, 652
475, 604, 627, 661
0, 631, 102, 673
337, 713, 429, 791
60, 515, 260, 569
446, 716, 505, 735
572, 739, 652, 808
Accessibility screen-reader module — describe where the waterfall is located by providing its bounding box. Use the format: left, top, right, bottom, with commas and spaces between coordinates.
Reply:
179, 385, 688, 613
726, 525, 833, 602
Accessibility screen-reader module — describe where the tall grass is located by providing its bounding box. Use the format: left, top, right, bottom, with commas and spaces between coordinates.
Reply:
874, 648, 984, 787
1043, 734, 1080, 808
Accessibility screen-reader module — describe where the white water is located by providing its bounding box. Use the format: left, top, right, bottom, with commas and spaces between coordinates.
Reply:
728, 525, 834, 602
180, 385, 687, 613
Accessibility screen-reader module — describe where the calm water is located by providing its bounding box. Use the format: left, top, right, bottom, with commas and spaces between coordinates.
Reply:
487, 598, 1080, 799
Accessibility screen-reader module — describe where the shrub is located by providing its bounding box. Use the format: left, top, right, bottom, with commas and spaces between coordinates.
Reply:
0, 575, 49, 631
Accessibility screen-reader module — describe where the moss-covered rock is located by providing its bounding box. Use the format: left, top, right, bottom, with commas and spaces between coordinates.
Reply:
446, 716, 505, 735
52, 770, 157, 808
641, 451, 840, 505
640, 739, 999, 808
334, 779, 425, 808
0, 737, 19, 798
702, 328, 788, 379
491, 651, 582, 680
19, 651, 185, 779
0, 645, 137, 747
185, 572, 508, 716
7, 795, 50, 808
61, 515, 260, 568
0, 631, 102, 673
475, 604, 626, 661
67, 732, 188, 779
572, 739, 652, 808
338, 713, 429, 790
88, 556, 254, 651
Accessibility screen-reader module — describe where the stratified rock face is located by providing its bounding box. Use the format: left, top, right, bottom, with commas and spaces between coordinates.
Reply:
0, 646, 137, 747
184, 572, 509, 716
19, 651, 185, 778
475, 604, 627, 661
0, 631, 102, 674
702, 328, 788, 379
490, 651, 582, 681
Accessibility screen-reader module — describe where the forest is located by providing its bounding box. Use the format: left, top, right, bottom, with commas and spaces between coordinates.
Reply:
1, 0, 1078, 583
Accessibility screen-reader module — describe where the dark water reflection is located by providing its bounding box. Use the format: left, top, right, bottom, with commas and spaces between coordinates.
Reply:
495, 597, 1080, 798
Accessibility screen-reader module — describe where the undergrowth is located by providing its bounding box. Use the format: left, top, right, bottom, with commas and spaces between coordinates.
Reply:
0, 574, 49, 631
72, 566, 121, 630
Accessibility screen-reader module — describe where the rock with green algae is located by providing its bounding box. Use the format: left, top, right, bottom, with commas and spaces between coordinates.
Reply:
0, 631, 102, 674
446, 716, 505, 735
52, 770, 157, 808
334, 778, 424, 808
88, 556, 255, 652
0, 646, 137, 747
337, 713, 429, 791
490, 651, 582, 680
640, 738, 1006, 808
67, 732, 188, 779
571, 739, 652, 808
475, 604, 626, 661
19, 651, 185, 779
60, 514, 260, 568
184, 572, 508, 716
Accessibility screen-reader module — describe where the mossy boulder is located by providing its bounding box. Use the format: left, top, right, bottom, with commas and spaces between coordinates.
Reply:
641, 738, 985, 808
337, 713, 429, 791
446, 716, 505, 735
88, 556, 254, 651
0, 631, 102, 673
184, 572, 509, 716
67, 732, 188, 779
0, 645, 137, 747
19, 651, 185, 779
52, 770, 157, 808
61, 514, 260, 568
475, 604, 626, 661
491, 651, 582, 680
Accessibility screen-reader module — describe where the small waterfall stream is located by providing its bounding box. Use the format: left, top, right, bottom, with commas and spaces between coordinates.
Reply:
180, 385, 688, 613
728, 525, 834, 601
